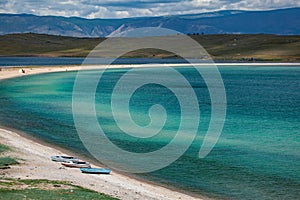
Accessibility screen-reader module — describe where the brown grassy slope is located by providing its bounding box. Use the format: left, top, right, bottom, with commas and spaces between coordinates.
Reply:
0, 33, 105, 57
190, 34, 300, 61
0, 33, 299, 61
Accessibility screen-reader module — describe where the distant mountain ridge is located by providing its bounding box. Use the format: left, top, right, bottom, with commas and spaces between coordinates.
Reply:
0, 7, 299, 37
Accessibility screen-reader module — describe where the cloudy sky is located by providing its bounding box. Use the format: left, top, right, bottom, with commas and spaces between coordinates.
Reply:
0, 0, 299, 18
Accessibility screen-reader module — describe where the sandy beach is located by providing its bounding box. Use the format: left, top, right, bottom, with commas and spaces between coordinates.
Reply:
0, 66, 202, 200
1, 62, 299, 80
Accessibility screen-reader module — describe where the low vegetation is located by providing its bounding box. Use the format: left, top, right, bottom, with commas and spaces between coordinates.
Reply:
0, 144, 10, 154
0, 179, 118, 200
0, 33, 299, 62
0, 144, 18, 169
0, 157, 18, 169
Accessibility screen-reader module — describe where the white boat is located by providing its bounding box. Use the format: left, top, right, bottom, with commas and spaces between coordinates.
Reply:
61, 160, 91, 168
51, 155, 79, 162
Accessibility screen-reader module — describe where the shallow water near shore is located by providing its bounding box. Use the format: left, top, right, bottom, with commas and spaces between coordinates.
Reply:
0, 65, 299, 199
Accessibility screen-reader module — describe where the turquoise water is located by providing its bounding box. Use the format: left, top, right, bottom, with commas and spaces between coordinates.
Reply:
0, 66, 299, 199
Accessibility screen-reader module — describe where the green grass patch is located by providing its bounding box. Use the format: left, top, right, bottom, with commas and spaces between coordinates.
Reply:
0, 144, 18, 169
0, 157, 19, 169
0, 144, 10, 154
0, 189, 117, 200
0, 179, 118, 200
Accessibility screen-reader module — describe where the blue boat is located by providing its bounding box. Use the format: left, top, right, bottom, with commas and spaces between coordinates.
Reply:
80, 168, 111, 174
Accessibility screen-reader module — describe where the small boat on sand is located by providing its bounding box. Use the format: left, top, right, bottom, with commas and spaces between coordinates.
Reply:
61, 160, 91, 168
80, 168, 111, 174
51, 155, 79, 162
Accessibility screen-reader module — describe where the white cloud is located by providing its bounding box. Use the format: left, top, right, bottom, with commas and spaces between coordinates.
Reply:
225, 0, 300, 10
0, 0, 299, 18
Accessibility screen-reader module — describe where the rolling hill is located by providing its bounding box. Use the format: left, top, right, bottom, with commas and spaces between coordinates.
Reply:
0, 33, 299, 62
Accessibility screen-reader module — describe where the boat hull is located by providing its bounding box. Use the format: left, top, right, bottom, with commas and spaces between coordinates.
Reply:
61, 162, 91, 168
80, 168, 111, 174
51, 155, 79, 162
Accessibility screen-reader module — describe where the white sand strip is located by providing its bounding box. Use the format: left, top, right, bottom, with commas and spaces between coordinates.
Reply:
1, 62, 299, 81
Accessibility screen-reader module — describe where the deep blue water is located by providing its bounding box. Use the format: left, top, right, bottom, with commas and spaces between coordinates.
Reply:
0, 65, 299, 199
0, 57, 192, 67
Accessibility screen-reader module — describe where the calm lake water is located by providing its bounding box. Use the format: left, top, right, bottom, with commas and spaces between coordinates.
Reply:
0, 64, 299, 199
0, 57, 193, 67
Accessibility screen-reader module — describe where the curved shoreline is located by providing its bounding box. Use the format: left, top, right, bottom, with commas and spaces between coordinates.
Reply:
1, 62, 300, 80
0, 66, 205, 200
0, 126, 202, 200
1, 64, 299, 199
